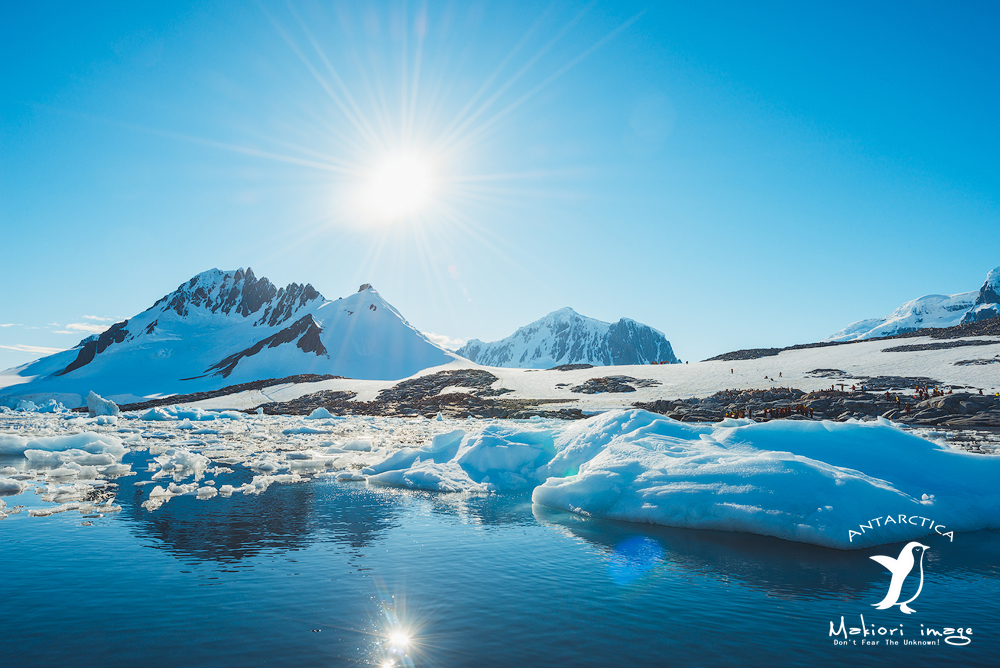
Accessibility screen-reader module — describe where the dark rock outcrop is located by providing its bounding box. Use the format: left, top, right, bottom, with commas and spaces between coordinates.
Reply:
206, 315, 327, 378
706, 316, 1000, 362
59, 320, 130, 376
255, 369, 583, 420
71, 374, 345, 413
960, 268, 1000, 324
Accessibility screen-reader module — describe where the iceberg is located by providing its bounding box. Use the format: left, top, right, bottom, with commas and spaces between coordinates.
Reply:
87, 391, 119, 417
362, 410, 1000, 549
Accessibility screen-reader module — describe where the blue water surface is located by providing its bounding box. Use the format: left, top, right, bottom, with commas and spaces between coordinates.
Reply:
2, 451, 998, 667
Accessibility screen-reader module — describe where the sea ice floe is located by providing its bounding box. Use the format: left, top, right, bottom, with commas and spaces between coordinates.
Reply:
0, 476, 31, 496
6, 407, 997, 549
28, 500, 120, 517
140, 405, 244, 422
362, 410, 1000, 549
282, 425, 330, 435
0, 432, 126, 457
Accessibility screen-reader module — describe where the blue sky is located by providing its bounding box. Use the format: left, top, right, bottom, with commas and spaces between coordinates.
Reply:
2, 0, 999, 369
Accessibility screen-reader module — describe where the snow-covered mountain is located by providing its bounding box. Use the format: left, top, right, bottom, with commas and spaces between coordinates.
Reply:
961, 266, 1000, 324
455, 307, 678, 368
827, 265, 1000, 341
1, 268, 456, 406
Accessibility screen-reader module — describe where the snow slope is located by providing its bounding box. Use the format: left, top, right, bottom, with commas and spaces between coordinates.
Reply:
456, 307, 678, 368
181, 331, 1000, 413
827, 265, 1000, 341
0, 269, 455, 407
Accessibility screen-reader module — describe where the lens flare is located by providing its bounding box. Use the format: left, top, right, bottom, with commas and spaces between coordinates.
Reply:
359, 154, 434, 221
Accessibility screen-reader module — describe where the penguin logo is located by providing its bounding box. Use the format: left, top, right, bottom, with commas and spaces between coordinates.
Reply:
870, 542, 929, 614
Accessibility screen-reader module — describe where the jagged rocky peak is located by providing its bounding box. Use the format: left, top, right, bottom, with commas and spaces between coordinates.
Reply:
358, 283, 373, 292
961, 266, 1000, 324
149, 267, 323, 326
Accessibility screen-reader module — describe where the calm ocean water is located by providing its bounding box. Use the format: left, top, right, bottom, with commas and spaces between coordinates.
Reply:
2, 451, 998, 667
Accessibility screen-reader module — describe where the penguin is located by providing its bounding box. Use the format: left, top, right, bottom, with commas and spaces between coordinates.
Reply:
870, 542, 929, 614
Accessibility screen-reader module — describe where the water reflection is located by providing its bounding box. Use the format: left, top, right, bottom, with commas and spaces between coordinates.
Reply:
532, 504, 1000, 599
118, 454, 406, 564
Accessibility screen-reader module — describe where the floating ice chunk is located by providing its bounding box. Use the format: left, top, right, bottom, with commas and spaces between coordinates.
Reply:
16, 400, 38, 412
0, 432, 126, 457
342, 438, 374, 452
38, 481, 110, 504
35, 399, 66, 414
29, 501, 121, 517
24, 449, 117, 466
151, 447, 210, 481
335, 471, 366, 482
44, 463, 100, 480
196, 486, 218, 499
282, 426, 329, 435
237, 473, 302, 495
178, 419, 194, 430
0, 476, 30, 496
141, 407, 175, 421
247, 457, 284, 473
365, 424, 553, 492
455, 425, 555, 491
363, 430, 464, 475
64, 415, 117, 427
306, 407, 335, 420
368, 461, 487, 493
141, 482, 200, 511
99, 463, 133, 477
87, 391, 120, 417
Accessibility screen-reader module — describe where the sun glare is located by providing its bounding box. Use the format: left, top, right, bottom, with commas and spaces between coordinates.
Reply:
359, 154, 435, 222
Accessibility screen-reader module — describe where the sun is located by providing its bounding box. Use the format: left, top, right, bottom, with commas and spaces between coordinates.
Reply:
358, 154, 435, 222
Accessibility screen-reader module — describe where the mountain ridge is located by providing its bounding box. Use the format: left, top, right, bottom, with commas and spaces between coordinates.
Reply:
826, 266, 1000, 342
456, 307, 679, 368
1, 268, 456, 406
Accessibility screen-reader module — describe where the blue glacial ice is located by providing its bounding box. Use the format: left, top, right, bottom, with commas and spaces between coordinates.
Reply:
363, 410, 1000, 549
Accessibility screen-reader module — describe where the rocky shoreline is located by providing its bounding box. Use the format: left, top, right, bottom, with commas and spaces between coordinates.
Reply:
255, 369, 585, 420
635, 387, 1000, 429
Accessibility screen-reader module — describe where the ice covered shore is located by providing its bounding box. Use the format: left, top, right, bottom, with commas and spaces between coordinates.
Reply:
365, 410, 1000, 549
